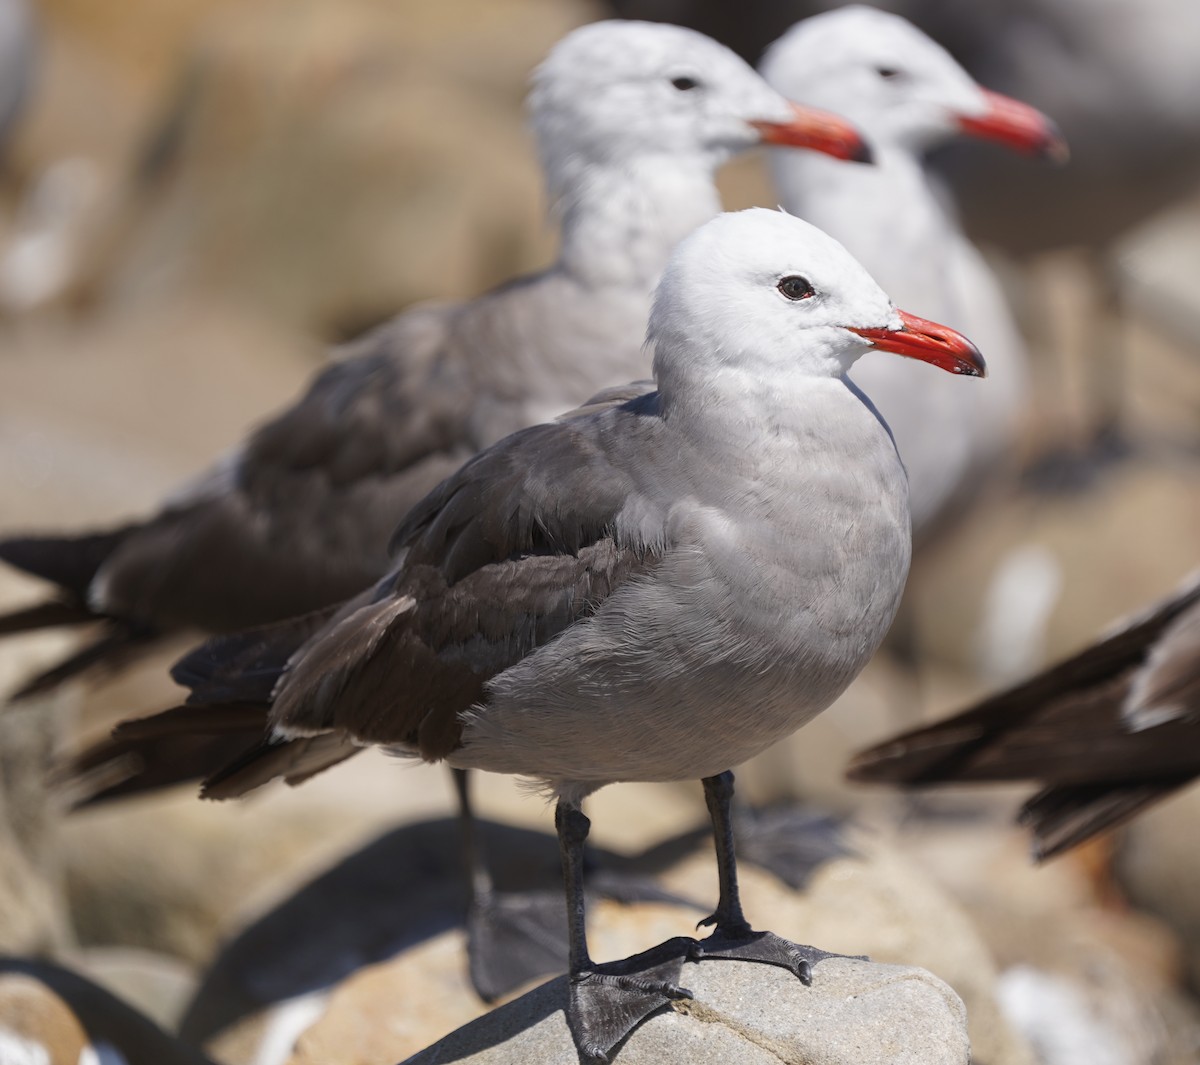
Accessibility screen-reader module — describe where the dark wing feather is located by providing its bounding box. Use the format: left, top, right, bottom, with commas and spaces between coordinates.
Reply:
200, 734, 360, 801
67, 703, 269, 806
170, 605, 343, 705
71, 389, 662, 801
270, 400, 662, 760
0, 528, 133, 601
848, 574, 1200, 857
1019, 780, 1191, 861
848, 575, 1200, 785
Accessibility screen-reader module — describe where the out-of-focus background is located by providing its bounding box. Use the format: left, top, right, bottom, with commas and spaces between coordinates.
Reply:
0, 1, 1197, 1062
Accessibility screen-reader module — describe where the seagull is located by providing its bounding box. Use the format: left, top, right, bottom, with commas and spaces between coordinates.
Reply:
79, 207, 986, 1062
5, 19, 868, 1001
848, 571, 1200, 861
0, 18, 867, 692
760, 5, 1064, 538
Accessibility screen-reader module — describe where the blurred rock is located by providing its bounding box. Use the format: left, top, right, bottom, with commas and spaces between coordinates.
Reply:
0, 957, 214, 1065
889, 819, 1200, 1065
61, 945, 199, 1034
908, 459, 1200, 676
0, 971, 88, 1065
98, 0, 592, 337
400, 956, 969, 1065
0, 573, 72, 956
61, 755, 452, 967
1117, 786, 1200, 989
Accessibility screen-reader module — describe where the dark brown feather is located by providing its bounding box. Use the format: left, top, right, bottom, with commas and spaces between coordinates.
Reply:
0, 599, 101, 635
847, 574, 1200, 856
10, 623, 163, 702
1018, 779, 1189, 861
0, 528, 133, 599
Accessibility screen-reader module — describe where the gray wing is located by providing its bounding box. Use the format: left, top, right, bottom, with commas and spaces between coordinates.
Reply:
267, 392, 667, 761
93, 306, 476, 632
69, 386, 668, 802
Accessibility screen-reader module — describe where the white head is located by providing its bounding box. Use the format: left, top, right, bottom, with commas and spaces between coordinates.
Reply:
650, 208, 985, 392
761, 6, 1063, 157
531, 20, 868, 206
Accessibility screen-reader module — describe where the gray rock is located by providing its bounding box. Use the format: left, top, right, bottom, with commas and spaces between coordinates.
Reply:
402, 956, 969, 1065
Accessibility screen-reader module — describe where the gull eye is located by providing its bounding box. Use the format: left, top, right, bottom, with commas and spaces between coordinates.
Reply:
876, 66, 902, 80
777, 275, 815, 301
670, 75, 700, 91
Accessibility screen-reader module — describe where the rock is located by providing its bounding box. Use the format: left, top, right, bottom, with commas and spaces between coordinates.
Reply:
888, 818, 1200, 1065
660, 840, 1036, 1065
62, 752, 441, 967
1117, 785, 1200, 989
101, 0, 588, 336
401, 956, 969, 1065
908, 459, 1200, 676
181, 816, 688, 1054
0, 971, 88, 1065
60, 946, 199, 1034
0, 957, 215, 1065
186, 813, 1030, 1065
0, 572, 72, 956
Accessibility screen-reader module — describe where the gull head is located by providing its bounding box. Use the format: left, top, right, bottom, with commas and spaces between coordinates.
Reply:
761, 6, 1065, 160
530, 19, 869, 199
649, 208, 985, 388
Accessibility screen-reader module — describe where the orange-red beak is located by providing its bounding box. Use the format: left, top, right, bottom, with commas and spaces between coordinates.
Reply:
958, 89, 1069, 163
850, 309, 986, 377
752, 102, 873, 164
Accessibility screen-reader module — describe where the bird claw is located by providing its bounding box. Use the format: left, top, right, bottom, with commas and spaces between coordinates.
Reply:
566, 937, 695, 1063
690, 926, 847, 984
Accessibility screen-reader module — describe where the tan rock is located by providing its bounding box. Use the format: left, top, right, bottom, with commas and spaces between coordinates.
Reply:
1117, 785, 1200, 989
62, 753, 450, 966
0, 572, 72, 956
0, 972, 88, 1065
0, 958, 215, 1065
103, 0, 593, 334
888, 819, 1200, 1065
196, 818, 1029, 1065
660, 840, 1036, 1065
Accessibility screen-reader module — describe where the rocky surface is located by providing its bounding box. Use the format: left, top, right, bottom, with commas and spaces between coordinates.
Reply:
0, 958, 215, 1065
401, 956, 969, 1065
0, 574, 73, 956
185, 816, 1032, 1065
1117, 786, 1200, 990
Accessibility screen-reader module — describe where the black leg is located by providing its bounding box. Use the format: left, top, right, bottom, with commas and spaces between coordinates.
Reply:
690, 772, 845, 981
454, 768, 493, 906
558, 799, 694, 1065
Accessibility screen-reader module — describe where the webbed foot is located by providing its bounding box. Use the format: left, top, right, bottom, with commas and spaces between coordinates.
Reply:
690, 920, 854, 983
566, 937, 695, 1064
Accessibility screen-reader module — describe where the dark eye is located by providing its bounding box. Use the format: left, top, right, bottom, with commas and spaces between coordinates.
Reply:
670, 75, 700, 91
876, 66, 902, 80
777, 275, 815, 301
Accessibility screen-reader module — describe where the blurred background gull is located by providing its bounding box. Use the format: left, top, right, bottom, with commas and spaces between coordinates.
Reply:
0, 2, 1198, 1065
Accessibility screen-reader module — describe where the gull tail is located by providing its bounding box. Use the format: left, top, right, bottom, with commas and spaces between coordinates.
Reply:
0, 527, 162, 698
66, 702, 270, 806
